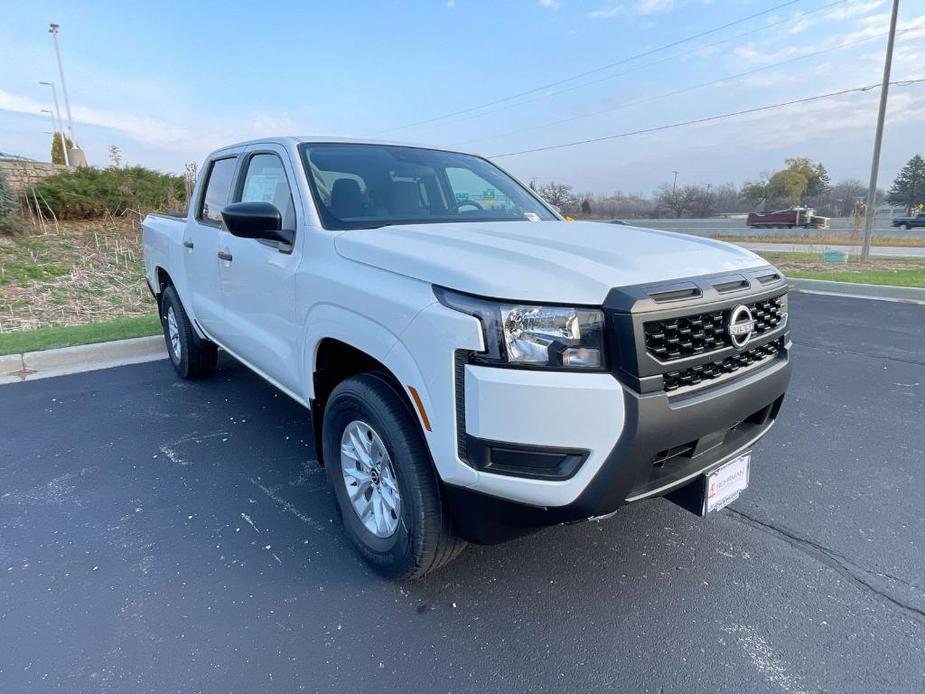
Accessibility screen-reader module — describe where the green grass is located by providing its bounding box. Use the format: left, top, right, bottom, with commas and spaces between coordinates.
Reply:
783, 269, 925, 288
750, 251, 925, 288
0, 259, 70, 286
0, 314, 161, 356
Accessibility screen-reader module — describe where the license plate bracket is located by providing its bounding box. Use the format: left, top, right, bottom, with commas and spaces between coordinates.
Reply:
664, 452, 751, 516
704, 452, 751, 514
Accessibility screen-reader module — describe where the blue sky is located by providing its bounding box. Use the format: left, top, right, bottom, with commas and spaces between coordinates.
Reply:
1, 0, 923, 194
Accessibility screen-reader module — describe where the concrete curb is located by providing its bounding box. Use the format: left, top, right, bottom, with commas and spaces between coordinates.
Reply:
0, 335, 166, 385
789, 278, 925, 304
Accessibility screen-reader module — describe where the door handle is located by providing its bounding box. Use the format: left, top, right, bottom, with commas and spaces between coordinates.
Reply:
217, 251, 233, 262
183, 240, 194, 249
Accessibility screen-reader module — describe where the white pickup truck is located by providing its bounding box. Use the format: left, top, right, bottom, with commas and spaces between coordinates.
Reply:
143, 137, 792, 578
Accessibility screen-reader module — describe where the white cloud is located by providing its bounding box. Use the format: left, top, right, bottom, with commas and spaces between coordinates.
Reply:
826, 0, 885, 22
730, 71, 805, 88
0, 88, 199, 149
732, 11, 925, 68
635, 0, 676, 14
539, 0, 560, 7
588, 0, 710, 19
588, 3, 624, 19
732, 89, 925, 150
0, 87, 305, 164
788, 15, 816, 34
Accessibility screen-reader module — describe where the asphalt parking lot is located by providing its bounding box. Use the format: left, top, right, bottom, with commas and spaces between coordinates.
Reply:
1, 293, 923, 693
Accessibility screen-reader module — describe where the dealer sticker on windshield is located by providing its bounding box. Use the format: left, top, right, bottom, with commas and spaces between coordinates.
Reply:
704, 452, 750, 514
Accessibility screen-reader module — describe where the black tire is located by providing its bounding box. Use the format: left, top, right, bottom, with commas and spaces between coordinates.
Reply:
323, 372, 465, 579
160, 285, 217, 379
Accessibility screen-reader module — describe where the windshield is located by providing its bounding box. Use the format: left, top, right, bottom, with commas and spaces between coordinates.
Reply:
299, 143, 558, 230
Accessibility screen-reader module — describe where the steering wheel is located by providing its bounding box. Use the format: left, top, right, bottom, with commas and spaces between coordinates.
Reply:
455, 199, 484, 212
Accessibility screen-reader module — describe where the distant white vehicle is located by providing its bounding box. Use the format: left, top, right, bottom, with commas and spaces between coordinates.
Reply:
143, 137, 792, 578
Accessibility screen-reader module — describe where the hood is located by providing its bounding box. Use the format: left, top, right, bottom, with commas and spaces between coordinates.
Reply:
334, 220, 768, 305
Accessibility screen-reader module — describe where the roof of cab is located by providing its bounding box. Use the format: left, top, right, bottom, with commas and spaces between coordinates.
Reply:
211, 136, 468, 156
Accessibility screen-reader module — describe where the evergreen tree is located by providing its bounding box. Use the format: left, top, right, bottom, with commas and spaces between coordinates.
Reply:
0, 170, 20, 231
51, 132, 73, 165
886, 155, 925, 214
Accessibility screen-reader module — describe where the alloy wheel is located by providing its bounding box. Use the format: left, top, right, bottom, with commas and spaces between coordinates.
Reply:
340, 420, 401, 538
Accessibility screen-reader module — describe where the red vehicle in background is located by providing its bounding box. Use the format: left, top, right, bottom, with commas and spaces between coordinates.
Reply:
746, 207, 829, 229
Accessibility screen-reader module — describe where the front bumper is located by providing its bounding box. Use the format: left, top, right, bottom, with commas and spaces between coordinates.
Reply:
446, 339, 792, 543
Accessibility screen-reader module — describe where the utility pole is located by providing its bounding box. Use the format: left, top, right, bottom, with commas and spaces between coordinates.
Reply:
39, 80, 69, 166
672, 171, 680, 194
860, 0, 899, 260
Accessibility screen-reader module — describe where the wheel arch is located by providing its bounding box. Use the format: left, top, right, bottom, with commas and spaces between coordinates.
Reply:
153, 266, 173, 306
307, 321, 433, 466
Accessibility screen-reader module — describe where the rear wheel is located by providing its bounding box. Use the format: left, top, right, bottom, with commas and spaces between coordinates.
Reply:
323, 372, 465, 579
160, 286, 217, 379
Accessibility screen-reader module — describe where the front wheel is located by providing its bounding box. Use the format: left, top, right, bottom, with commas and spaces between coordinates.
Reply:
323, 373, 465, 579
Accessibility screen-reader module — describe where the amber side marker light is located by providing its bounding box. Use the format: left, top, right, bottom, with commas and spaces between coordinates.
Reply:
407, 385, 432, 432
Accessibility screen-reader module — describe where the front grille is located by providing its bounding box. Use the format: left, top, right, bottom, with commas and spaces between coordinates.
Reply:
643, 294, 786, 362
663, 339, 782, 392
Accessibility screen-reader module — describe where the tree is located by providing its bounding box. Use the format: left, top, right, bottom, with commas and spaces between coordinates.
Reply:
886, 154, 925, 214
711, 182, 743, 214
538, 181, 575, 209
741, 158, 829, 210
784, 157, 830, 200
654, 184, 713, 218
655, 183, 687, 217
591, 191, 654, 218
51, 132, 73, 165
108, 145, 123, 168
0, 170, 21, 233
740, 180, 769, 208
820, 178, 866, 217
580, 198, 592, 215
766, 169, 808, 208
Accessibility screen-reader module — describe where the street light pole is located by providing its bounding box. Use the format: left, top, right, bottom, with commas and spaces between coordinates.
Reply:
48, 23, 77, 147
860, 0, 900, 260
40, 109, 59, 159
39, 80, 69, 166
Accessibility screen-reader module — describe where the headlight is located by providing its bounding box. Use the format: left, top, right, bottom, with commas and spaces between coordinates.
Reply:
434, 287, 606, 369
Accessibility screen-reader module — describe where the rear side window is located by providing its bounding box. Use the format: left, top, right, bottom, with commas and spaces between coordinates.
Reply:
238, 153, 295, 229
198, 157, 237, 225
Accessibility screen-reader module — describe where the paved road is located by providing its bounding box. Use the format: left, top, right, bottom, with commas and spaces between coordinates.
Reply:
631, 217, 925, 240
738, 242, 925, 258
1, 294, 923, 693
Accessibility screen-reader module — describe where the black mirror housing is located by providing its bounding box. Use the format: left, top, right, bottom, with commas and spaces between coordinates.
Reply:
221, 201, 293, 244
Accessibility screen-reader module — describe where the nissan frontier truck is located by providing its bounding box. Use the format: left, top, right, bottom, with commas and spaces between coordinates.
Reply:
143, 137, 791, 578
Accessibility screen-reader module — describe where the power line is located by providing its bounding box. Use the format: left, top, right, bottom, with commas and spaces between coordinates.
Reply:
489, 78, 925, 158
373, 0, 812, 135
455, 25, 910, 148
378, 0, 853, 136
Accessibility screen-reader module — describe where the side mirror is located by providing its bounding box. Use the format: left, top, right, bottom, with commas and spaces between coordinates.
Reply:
221, 201, 293, 244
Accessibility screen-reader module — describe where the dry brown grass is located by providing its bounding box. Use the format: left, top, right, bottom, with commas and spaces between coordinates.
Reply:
0, 217, 154, 333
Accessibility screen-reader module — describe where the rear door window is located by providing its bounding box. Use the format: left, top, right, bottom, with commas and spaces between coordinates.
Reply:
198, 157, 237, 225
